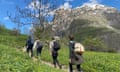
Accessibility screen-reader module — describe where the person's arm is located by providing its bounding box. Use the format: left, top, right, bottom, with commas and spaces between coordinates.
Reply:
68, 41, 72, 63
33, 40, 37, 50
25, 39, 29, 49
25, 40, 28, 46
49, 41, 53, 55
69, 41, 75, 58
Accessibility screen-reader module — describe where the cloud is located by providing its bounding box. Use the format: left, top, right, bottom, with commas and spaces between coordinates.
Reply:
26, 0, 50, 10
81, 0, 102, 8
83, 0, 102, 5
26, 0, 55, 20
0, 0, 14, 5
3, 17, 9, 20
89, 0, 99, 4
60, 2, 72, 9
48, 11, 55, 16
26, 0, 40, 10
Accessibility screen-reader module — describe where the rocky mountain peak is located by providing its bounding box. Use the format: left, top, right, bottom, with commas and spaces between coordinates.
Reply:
75, 3, 118, 14
53, 4, 119, 30
52, 4, 120, 52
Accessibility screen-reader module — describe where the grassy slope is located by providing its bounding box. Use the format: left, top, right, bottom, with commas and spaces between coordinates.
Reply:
1, 26, 120, 72
41, 44, 120, 72
0, 26, 65, 72
0, 43, 65, 72
0, 35, 27, 47
68, 19, 118, 52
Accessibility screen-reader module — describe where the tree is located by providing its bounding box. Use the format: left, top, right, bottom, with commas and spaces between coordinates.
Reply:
11, 28, 20, 36
8, 0, 58, 38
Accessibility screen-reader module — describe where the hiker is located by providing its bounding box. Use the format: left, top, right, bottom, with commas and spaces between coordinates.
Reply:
49, 37, 62, 69
68, 35, 83, 72
26, 36, 34, 57
33, 37, 43, 57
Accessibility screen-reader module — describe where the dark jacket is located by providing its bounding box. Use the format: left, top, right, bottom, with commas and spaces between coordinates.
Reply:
69, 41, 75, 58
69, 40, 83, 65
26, 38, 34, 48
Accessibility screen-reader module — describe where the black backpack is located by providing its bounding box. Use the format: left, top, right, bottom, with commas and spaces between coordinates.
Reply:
37, 41, 43, 48
27, 39, 33, 46
53, 41, 60, 51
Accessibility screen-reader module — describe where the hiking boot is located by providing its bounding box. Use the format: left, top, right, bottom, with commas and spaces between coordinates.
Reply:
53, 64, 56, 68
59, 65, 62, 69
78, 70, 83, 72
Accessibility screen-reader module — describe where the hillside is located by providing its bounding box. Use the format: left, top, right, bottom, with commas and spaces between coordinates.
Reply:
0, 44, 65, 72
0, 25, 27, 47
53, 4, 120, 52
0, 24, 13, 35
0, 26, 65, 72
1, 23, 120, 72
41, 45, 120, 72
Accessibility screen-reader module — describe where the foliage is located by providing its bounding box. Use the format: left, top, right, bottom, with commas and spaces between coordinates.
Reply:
0, 35, 27, 47
69, 19, 107, 41
8, 0, 58, 35
0, 27, 65, 72
41, 43, 120, 72
0, 44, 65, 72
0, 24, 12, 35
83, 36, 107, 52
34, 26, 52, 39
0, 24, 23, 36
68, 19, 114, 52
0, 23, 28, 47
1, 22, 120, 72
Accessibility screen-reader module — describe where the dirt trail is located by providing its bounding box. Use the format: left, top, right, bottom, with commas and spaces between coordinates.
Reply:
32, 57, 70, 72
20, 47, 76, 72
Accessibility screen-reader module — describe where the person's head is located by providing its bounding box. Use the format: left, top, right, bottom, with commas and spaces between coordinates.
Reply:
35, 37, 39, 40
51, 37, 55, 40
28, 36, 31, 39
69, 35, 74, 40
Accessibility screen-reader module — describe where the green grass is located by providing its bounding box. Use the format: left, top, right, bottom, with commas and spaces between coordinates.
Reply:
1, 26, 120, 72
41, 44, 120, 72
83, 52, 120, 72
0, 44, 65, 72
0, 35, 27, 47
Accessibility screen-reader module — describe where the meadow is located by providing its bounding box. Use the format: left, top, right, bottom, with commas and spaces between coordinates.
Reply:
0, 34, 65, 72
0, 34, 120, 72
41, 44, 120, 72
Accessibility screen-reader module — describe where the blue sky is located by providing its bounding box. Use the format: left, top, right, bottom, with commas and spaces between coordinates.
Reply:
0, 0, 120, 33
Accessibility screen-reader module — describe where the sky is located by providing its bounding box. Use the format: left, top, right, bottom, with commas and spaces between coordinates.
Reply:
0, 0, 120, 34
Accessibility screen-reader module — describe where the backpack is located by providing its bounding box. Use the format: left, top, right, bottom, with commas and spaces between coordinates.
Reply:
74, 42, 85, 54
27, 39, 33, 46
53, 41, 60, 51
37, 41, 43, 48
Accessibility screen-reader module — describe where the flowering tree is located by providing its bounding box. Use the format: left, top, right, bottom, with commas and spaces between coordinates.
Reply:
8, 0, 58, 37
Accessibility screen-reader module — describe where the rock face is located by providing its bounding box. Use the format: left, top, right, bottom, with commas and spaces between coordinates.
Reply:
53, 4, 120, 52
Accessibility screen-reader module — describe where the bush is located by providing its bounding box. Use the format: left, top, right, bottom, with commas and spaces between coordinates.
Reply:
83, 36, 107, 52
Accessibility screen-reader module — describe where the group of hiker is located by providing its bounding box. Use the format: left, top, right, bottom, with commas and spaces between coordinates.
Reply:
25, 35, 84, 72
25, 36, 43, 57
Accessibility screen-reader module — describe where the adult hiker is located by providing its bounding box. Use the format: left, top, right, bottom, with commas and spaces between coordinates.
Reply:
33, 37, 43, 57
26, 36, 34, 57
68, 35, 83, 72
49, 37, 62, 69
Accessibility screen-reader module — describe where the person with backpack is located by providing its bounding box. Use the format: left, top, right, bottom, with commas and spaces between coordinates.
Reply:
49, 37, 62, 69
26, 36, 34, 57
68, 35, 83, 72
33, 37, 43, 57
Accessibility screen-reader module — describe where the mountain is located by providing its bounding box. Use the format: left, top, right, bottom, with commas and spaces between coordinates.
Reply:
53, 4, 120, 52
